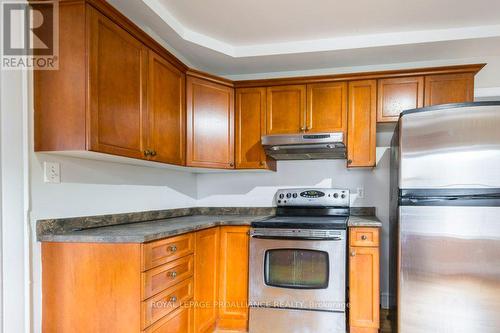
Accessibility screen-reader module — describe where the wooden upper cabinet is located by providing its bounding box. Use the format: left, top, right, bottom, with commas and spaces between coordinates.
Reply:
377, 76, 424, 122
148, 51, 185, 165
424, 73, 474, 106
218, 226, 250, 331
186, 76, 235, 168
88, 7, 149, 159
235, 88, 275, 170
266, 85, 306, 134
194, 228, 220, 333
347, 80, 377, 168
306, 82, 347, 134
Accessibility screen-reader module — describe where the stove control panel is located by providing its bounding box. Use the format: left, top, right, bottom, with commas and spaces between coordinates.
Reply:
276, 188, 350, 207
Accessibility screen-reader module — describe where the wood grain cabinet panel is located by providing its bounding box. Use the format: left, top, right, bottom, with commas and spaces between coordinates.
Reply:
186, 76, 235, 168
424, 73, 474, 106
88, 6, 149, 159
142, 255, 194, 300
194, 227, 220, 333
235, 87, 276, 170
306, 82, 347, 134
266, 85, 306, 134
349, 245, 380, 331
377, 76, 424, 122
347, 80, 377, 168
218, 226, 250, 331
42, 242, 142, 333
142, 233, 194, 271
142, 277, 194, 329
143, 305, 194, 333
147, 51, 186, 165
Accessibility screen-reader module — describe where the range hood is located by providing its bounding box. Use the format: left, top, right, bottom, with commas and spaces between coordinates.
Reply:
262, 132, 346, 160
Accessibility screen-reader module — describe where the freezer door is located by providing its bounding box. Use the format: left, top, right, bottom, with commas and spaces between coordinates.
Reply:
399, 206, 500, 333
399, 103, 500, 189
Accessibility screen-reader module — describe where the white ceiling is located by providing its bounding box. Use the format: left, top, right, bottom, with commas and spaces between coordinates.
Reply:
107, 0, 500, 78
154, 0, 500, 46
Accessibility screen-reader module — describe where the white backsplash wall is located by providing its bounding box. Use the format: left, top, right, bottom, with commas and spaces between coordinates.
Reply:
197, 147, 392, 307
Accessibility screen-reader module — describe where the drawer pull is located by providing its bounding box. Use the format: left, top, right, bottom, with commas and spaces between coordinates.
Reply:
168, 245, 177, 253
361, 235, 367, 240
350, 251, 356, 257
167, 271, 177, 278
169, 296, 177, 303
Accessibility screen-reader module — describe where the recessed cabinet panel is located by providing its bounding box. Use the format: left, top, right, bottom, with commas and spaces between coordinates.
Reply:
347, 80, 377, 168
306, 82, 347, 134
377, 76, 424, 122
266, 85, 306, 134
424, 73, 474, 106
148, 52, 185, 165
235, 88, 269, 169
88, 7, 148, 159
186, 76, 235, 168
349, 246, 380, 330
218, 226, 250, 330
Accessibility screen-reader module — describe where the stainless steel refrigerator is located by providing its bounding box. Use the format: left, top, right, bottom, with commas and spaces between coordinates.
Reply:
390, 101, 500, 333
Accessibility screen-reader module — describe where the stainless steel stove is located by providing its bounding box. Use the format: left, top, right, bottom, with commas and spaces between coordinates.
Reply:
249, 188, 349, 333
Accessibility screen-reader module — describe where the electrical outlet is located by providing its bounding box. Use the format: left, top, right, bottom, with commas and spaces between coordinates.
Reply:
357, 187, 365, 199
44, 162, 60, 183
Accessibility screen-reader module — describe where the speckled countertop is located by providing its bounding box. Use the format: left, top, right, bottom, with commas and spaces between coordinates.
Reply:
37, 207, 381, 243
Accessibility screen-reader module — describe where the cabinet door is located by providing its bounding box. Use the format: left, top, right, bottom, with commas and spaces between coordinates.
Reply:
194, 228, 220, 333
424, 73, 474, 106
218, 226, 250, 330
347, 80, 377, 168
266, 85, 306, 134
349, 246, 380, 331
377, 76, 424, 122
235, 87, 269, 169
306, 82, 347, 134
88, 7, 149, 159
148, 51, 185, 165
186, 76, 234, 168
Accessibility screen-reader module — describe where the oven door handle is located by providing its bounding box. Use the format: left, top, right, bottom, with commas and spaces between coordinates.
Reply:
251, 235, 343, 241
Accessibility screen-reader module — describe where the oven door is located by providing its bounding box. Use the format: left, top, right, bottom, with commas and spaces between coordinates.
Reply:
249, 230, 346, 312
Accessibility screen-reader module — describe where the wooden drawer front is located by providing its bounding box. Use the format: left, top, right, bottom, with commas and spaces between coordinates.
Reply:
142, 255, 194, 300
142, 277, 194, 329
143, 233, 194, 271
350, 228, 379, 247
143, 303, 194, 333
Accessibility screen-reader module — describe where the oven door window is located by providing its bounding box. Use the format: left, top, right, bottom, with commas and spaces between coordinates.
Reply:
264, 249, 329, 289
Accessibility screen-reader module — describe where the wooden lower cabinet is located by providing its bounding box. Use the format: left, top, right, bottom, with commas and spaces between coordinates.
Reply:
349, 227, 380, 333
217, 226, 250, 331
194, 227, 220, 333
42, 226, 250, 333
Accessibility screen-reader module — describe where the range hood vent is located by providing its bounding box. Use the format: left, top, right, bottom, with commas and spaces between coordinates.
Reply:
262, 132, 346, 160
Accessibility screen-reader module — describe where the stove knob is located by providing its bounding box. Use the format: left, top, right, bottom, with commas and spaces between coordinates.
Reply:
286, 193, 291, 198
279, 193, 284, 199
278, 200, 281, 204
341, 194, 346, 199
292, 193, 297, 198
333, 193, 339, 198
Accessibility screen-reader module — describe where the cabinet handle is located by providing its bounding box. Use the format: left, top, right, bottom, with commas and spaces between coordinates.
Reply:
361, 235, 367, 240
167, 271, 177, 278
350, 251, 356, 257
306, 126, 311, 131
229, 162, 234, 167
300, 126, 306, 132
150, 150, 157, 157
259, 161, 265, 167
168, 245, 177, 252
143, 150, 151, 157
169, 296, 177, 303
347, 159, 353, 165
